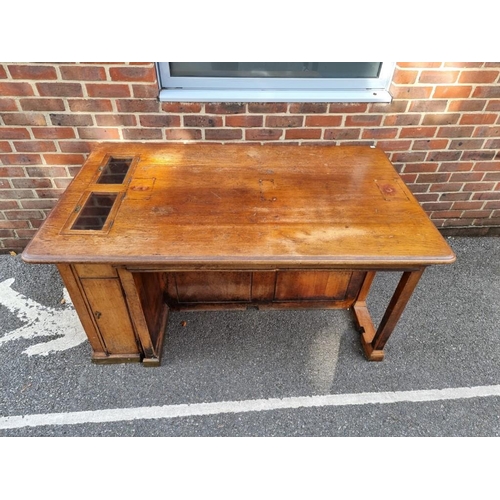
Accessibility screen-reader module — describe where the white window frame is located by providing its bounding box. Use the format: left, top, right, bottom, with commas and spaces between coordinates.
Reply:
156, 62, 395, 103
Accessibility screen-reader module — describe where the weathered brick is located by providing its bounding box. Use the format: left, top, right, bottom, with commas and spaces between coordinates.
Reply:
164, 129, 202, 140
463, 182, 496, 191
289, 103, 328, 114
109, 66, 156, 82
140, 115, 181, 127
285, 129, 322, 140
383, 114, 421, 126
2, 113, 46, 126
0, 189, 34, 199
485, 139, 500, 149
323, 128, 360, 141
205, 129, 242, 140
473, 126, 500, 138
485, 100, 500, 111
245, 129, 283, 141
26, 166, 69, 178
391, 152, 427, 163
132, 84, 159, 98
115, 99, 160, 113
225, 115, 263, 127
329, 103, 368, 113
77, 128, 121, 140
248, 103, 287, 114
36, 82, 83, 97
161, 102, 202, 113
412, 139, 450, 150
0, 65, 7, 79
391, 86, 433, 99
206, 103, 246, 114
362, 128, 398, 139
437, 126, 475, 138
417, 173, 451, 183
432, 86, 472, 98
33, 127, 75, 139
408, 100, 448, 113
376, 140, 413, 151
0, 127, 30, 139
398, 62, 442, 68
68, 99, 113, 112
43, 154, 85, 165
0, 82, 34, 96
399, 127, 438, 138
426, 150, 462, 162
122, 128, 163, 140
13, 141, 56, 152
459, 113, 497, 125
461, 151, 496, 161
404, 163, 439, 173
20, 199, 58, 210
305, 116, 342, 127
0, 141, 12, 153
392, 69, 418, 84
12, 178, 53, 189
60, 65, 107, 81
422, 113, 460, 126
86, 83, 130, 98
447, 100, 486, 112
95, 114, 137, 126
0, 98, 18, 111
50, 113, 93, 126
472, 86, 500, 98
19, 98, 65, 112
184, 115, 223, 127
452, 200, 484, 210
345, 115, 382, 127
5, 210, 43, 220
0, 154, 40, 165
266, 116, 303, 128
458, 70, 499, 83
8, 65, 57, 80
450, 172, 485, 182
419, 71, 459, 84
450, 139, 485, 150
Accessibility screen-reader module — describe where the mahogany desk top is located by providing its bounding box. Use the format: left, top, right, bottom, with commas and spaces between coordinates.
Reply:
23, 143, 455, 269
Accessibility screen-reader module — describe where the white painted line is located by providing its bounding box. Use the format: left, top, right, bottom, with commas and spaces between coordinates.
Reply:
1, 384, 500, 430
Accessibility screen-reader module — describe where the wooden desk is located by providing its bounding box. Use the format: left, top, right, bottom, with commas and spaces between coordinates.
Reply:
22, 143, 455, 365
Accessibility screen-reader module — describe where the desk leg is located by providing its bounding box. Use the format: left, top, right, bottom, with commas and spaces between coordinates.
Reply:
352, 268, 425, 361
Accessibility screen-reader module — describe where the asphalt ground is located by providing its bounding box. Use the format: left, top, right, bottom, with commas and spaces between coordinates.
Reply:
1, 236, 499, 496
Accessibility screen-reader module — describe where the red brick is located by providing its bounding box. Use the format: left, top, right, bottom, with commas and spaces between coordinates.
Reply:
323, 128, 360, 140
0, 65, 6, 79
68, 99, 113, 112
35, 188, 65, 199
248, 103, 287, 113
305, 116, 342, 127
422, 113, 460, 126
392, 69, 418, 84
383, 114, 421, 126
109, 66, 156, 82
484, 201, 500, 209
447, 100, 486, 112
463, 182, 496, 191
0, 98, 18, 111
164, 129, 202, 140
225, 115, 263, 127
245, 129, 283, 141
206, 103, 246, 114
399, 173, 417, 183
345, 115, 382, 127
404, 163, 439, 173
20, 199, 58, 210
438, 162, 473, 172
122, 128, 163, 140
77, 128, 121, 140
450, 172, 484, 182
33, 127, 75, 139
329, 103, 369, 113
362, 128, 398, 139
205, 129, 243, 140
132, 84, 159, 98
473, 192, 500, 200
184, 115, 223, 127
391, 152, 427, 163
417, 173, 451, 183
0, 154, 40, 165
0, 229, 15, 238
483, 172, 500, 181
0, 141, 12, 153
472, 86, 500, 98
0, 166, 26, 177
444, 63, 484, 68
43, 154, 85, 165
419, 70, 459, 84
59, 142, 93, 154
36, 82, 83, 97
426, 151, 462, 162
289, 103, 328, 114
0, 189, 35, 200
430, 182, 464, 192
161, 102, 202, 113
485, 139, 500, 149
285, 129, 322, 140
485, 100, 500, 111
369, 101, 408, 113
0, 202, 20, 212
441, 192, 471, 201
53, 178, 72, 189
116, 99, 160, 113
399, 127, 438, 138
26, 166, 68, 177
49, 113, 93, 126
2, 113, 46, 126
15, 229, 38, 239
86, 84, 130, 98
376, 140, 413, 151
8, 65, 57, 80
0, 178, 11, 188
140, 115, 181, 127
452, 201, 484, 210
266, 116, 303, 128
412, 139, 449, 150
391, 86, 433, 99
95, 114, 137, 126
459, 113, 497, 125
408, 100, 448, 113
13, 141, 56, 153
458, 70, 499, 83
19, 98, 66, 111
461, 151, 496, 161
60, 65, 107, 81
432, 86, 472, 98
0, 127, 30, 139
11, 178, 52, 189
450, 139, 485, 149
0, 82, 34, 96
421, 201, 453, 211
473, 126, 500, 138
5, 210, 43, 220
437, 126, 475, 138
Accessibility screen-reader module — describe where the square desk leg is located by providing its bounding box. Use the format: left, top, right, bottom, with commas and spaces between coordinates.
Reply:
352, 268, 425, 361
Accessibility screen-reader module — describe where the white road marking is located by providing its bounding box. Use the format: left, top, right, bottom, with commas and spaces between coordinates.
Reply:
0, 278, 86, 356
1, 384, 499, 430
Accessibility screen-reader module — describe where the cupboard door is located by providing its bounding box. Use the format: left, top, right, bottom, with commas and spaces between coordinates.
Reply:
80, 278, 140, 355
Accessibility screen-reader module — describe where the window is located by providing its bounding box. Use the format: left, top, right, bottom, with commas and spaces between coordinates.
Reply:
156, 62, 395, 103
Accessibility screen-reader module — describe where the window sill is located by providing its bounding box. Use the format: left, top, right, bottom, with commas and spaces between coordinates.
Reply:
158, 88, 393, 103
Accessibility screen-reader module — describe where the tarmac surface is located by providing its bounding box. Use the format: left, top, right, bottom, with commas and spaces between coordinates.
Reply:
0, 236, 499, 437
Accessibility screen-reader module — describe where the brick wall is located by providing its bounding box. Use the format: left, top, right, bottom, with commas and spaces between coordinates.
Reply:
1, 62, 499, 252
